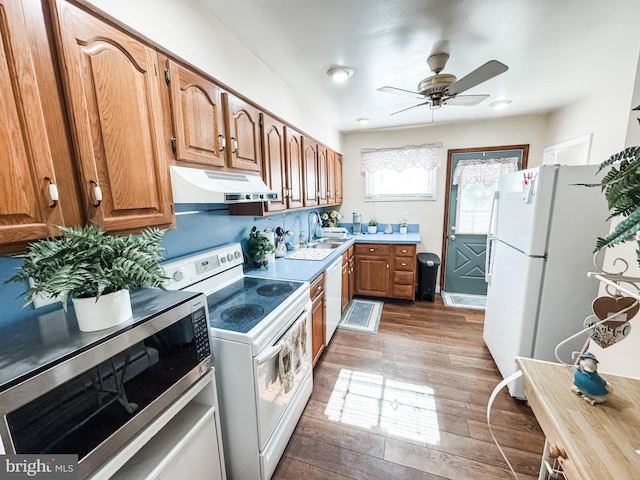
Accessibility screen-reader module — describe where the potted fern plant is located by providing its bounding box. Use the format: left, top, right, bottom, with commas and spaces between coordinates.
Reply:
9, 223, 168, 332
593, 146, 640, 266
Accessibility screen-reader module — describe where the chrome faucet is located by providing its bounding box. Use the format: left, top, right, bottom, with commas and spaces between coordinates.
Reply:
308, 211, 320, 242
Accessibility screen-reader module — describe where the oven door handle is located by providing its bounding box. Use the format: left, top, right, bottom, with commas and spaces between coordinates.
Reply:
256, 343, 282, 366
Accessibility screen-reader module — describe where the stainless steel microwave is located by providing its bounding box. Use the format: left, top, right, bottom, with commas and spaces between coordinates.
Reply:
0, 289, 212, 479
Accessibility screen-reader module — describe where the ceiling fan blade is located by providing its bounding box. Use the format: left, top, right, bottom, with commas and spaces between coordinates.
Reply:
377, 86, 425, 99
445, 60, 508, 96
390, 101, 430, 115
443, 94, 489, 106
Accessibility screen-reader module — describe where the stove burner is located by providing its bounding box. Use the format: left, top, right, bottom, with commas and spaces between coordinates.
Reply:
257, 283, 294, 297
221, 304, 265, 323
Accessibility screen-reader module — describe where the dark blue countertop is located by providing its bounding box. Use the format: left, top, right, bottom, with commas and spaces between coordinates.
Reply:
245, 232, 421, 282
0, 288, 200, 393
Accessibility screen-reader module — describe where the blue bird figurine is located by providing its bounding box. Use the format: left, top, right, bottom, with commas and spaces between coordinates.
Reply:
571, 352, 612, 405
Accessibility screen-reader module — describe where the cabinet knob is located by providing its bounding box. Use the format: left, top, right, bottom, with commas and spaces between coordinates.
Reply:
219, 135, 226, 152
89, 180, 102, 207
549, 444, 567, 459
231, 137, 238, 154
45, 177, 59, 208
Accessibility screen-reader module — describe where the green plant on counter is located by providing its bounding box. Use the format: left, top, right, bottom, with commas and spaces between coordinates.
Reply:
9, 223, 168, 310
593, 146, 640, 266
247, 226, 276, 269
368, 218, 378, 226
400, 220, 409, 228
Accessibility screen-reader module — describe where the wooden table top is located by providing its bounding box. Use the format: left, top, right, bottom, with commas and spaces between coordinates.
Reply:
516, 357, 640, 480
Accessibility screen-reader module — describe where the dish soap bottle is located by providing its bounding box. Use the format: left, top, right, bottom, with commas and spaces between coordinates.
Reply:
299, 231, 305, 247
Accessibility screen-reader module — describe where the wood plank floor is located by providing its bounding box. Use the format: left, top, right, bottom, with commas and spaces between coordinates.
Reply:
273, 295, 545, 480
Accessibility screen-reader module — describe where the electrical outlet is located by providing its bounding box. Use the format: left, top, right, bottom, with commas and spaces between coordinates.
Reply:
29, 278, 62, 309
403, 211, 410, 221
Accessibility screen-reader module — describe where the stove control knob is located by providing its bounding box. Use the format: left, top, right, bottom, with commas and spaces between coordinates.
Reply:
172, 270, 184, 282
234, 250, 241, 259
227, 253, 234, 261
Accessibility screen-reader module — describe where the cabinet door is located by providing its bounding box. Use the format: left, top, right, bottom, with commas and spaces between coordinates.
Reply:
0, 0, 65, 245
335, 153, 343, 204
302, 137, 318, 207
326, 149, 336, 205
51, 1, 173, 232
310, 274, 325, 367
355, 256, 389, 297
341, 260, 349, 313
317, 145, 328, 205
223, 92, 262, 172
348, 254, 355, 301
261, 113, 287, 212
164, 57, 226, 168
284, 126, 304, 209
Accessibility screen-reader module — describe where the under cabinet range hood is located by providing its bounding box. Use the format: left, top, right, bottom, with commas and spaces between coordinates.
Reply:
170, 166, 278, 204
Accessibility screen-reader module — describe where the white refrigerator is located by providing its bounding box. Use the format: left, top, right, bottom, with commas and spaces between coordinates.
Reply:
483, 165, 610, 399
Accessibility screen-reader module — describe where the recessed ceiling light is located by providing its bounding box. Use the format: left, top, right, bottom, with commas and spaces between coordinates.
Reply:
356, 117, 370, 125
327, 66, 353, 83
490, 99, 512, 110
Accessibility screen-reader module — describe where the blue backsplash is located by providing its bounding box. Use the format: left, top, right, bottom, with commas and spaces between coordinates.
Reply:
0, 207, 323, 328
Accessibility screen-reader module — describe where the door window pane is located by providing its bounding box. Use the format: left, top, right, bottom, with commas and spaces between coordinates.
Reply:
456, 183, 495, 234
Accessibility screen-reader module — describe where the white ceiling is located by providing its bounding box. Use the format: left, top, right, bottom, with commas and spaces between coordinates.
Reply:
197, 0, 640, 133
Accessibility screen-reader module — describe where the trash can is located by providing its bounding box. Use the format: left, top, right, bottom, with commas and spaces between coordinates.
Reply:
417, 253, 440, 302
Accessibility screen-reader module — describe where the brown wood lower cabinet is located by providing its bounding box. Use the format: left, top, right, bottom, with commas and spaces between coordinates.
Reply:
310, 273, 325, 367
341, 246, 355, 312
354, 243, 416, 300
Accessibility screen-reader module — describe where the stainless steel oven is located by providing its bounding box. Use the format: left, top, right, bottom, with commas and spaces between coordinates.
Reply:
0, 289, 212, 480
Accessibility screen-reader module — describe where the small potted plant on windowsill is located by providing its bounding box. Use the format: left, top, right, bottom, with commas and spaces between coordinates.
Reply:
399, 221, 409, 234
367, 218, 378, 234
9, 223, 168, 332
247, 226, 276, 269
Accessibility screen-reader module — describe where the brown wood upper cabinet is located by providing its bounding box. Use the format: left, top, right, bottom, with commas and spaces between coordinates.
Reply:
51, 0, 173, 232
284, 126, 305, 209
162, 56, 226, 168
261, 114, 287, 212
317, 145, 328, 205
302, 137, 318, 207
0, 0, 67, 246
335, 154, 344, 204
223, 93, 262, 172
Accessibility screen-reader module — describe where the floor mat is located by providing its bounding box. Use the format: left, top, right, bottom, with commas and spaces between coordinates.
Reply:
337, 299, 383, 334
441, 291, 486, 310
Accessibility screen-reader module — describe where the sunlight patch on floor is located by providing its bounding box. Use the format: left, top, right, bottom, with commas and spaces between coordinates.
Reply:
324, 369, 440, 444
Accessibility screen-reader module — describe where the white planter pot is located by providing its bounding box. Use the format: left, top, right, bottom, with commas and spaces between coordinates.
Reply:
72, 289, 132, 332
368, 226, 377, 234
399, 226, 408, 234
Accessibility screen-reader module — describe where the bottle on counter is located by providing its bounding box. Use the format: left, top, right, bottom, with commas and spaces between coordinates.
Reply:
299, 231, 305, 247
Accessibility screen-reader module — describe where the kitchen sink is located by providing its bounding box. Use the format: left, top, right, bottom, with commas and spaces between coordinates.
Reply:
316, 237, 349, 243
305, 242, 342, 249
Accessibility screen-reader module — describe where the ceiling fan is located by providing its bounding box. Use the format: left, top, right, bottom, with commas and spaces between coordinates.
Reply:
377, 53, 508, 115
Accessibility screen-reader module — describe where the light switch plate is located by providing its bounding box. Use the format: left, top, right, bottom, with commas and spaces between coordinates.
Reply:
29, 278, 62, 309
403, 211, 410, 221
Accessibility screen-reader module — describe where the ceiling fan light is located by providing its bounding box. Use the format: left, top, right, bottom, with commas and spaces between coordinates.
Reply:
356, 117, 370, 125
327, 66, 353, 83
490, 99, 512, 110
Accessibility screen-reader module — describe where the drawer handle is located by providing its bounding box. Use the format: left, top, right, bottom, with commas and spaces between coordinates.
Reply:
401, 262, 407, 266
401, 249, 408, 253
369, 248, 375, 252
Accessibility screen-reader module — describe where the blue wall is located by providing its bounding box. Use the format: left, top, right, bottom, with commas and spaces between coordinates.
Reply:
0, 207, 322, 328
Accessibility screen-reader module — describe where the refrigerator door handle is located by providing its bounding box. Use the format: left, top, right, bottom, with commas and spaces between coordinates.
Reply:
485, 191, 500, 284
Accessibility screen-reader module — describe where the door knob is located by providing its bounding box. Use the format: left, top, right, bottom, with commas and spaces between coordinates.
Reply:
450, 234, 456, 240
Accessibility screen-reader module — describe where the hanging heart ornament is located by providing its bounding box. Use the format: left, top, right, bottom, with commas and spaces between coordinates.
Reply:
588, 296, 638, 348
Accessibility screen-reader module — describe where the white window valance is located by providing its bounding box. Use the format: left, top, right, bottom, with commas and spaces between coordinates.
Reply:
361, 142, 442, 174
452, 157, 519, 188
